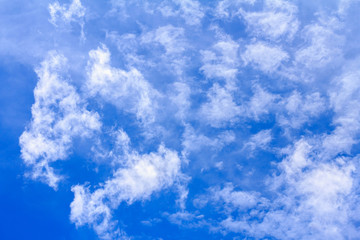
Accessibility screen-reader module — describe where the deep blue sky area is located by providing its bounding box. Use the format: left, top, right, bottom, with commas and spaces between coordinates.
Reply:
1, 0, 360, 239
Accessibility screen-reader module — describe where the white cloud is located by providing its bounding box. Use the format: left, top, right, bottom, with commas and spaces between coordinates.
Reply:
278, 139, 312, 178
142, 25, 186, 55
49, 0, 85, 26
240, 0, 299, 41
173, 0, 204, 26
70, 135, 183, 239
49, 0, 86, 40
267, 142, 357, 239
86, 44, 159, 125
182, 124, 235, 153
195, 183, 263, 211
142, 25, 185, 54
106, 32, 138, 55
245, 84, 277, 120
295, 20, 344, 70
323, 66, 360, 156
242, 41, 289, 73
199, 84, 242, 127
277, 91, 327, 129
215, 139, 360, 239
141, 25, 188, 76
243, 129, 272, 153
170, 82, 191, 121
199, 83, 278, 127
109, 0, 128, 17
166, 211, 206, 228
215, 0, 256, 19
338, 0, 360, 16
200, 39, 239, 83
13, 1, 360, 239
158, 0, 204, 26
19, 52, 101, 188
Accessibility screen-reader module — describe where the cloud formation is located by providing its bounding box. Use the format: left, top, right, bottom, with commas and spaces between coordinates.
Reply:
70, 131, 183, 239
19, 52, 101, 188
12, 0, 360, 239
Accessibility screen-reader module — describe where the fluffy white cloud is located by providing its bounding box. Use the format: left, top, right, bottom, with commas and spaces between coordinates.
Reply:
245, 84, 277, 120
194, 183, 264, 211
19, 52, 101, 188
70, 132, 183, 239
199, 83, 278, 127
258, 140, 357, 239
277, 91, 326, 129
200, 39, 239, 83
199, 84, 242, 127
240, 0, 299, 41
242, 41, 289, 73
210, 139, 360, 239
323, 66, 360, 156
86, 45, 159, 125
170, 82, 191, 121
13, 1, 360, 239
295, 19, 344, 70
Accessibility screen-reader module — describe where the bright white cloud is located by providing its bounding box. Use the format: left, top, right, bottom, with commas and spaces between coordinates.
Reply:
277, 91, 326, 129
170, 82, 192, 121
323, 66, 360, 156
242, 41, 289, 73
194, 183, 264, 211
19, 52, 101, 188
199, 83, 242, 127
201, 39, 239, 83
295, 20, 344, 70
86, 44, 159, 125
199, 83, 278, 127
245, 84, 277, 120
13, 1, 360, 239
240, 0, 299, 41
70, 133, 183, 239
211, 139, 360, 239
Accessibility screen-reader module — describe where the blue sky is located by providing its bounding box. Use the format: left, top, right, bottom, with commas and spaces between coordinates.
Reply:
1, 0, 360, 239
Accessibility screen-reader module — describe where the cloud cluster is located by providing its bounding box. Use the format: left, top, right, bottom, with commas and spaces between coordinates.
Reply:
195, 139, 360, 239
19, 52, 101, 188
86, 45, 159, 125
15, 0, 360, 239
70, 131, 183, 239
49, 0, 85, 26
